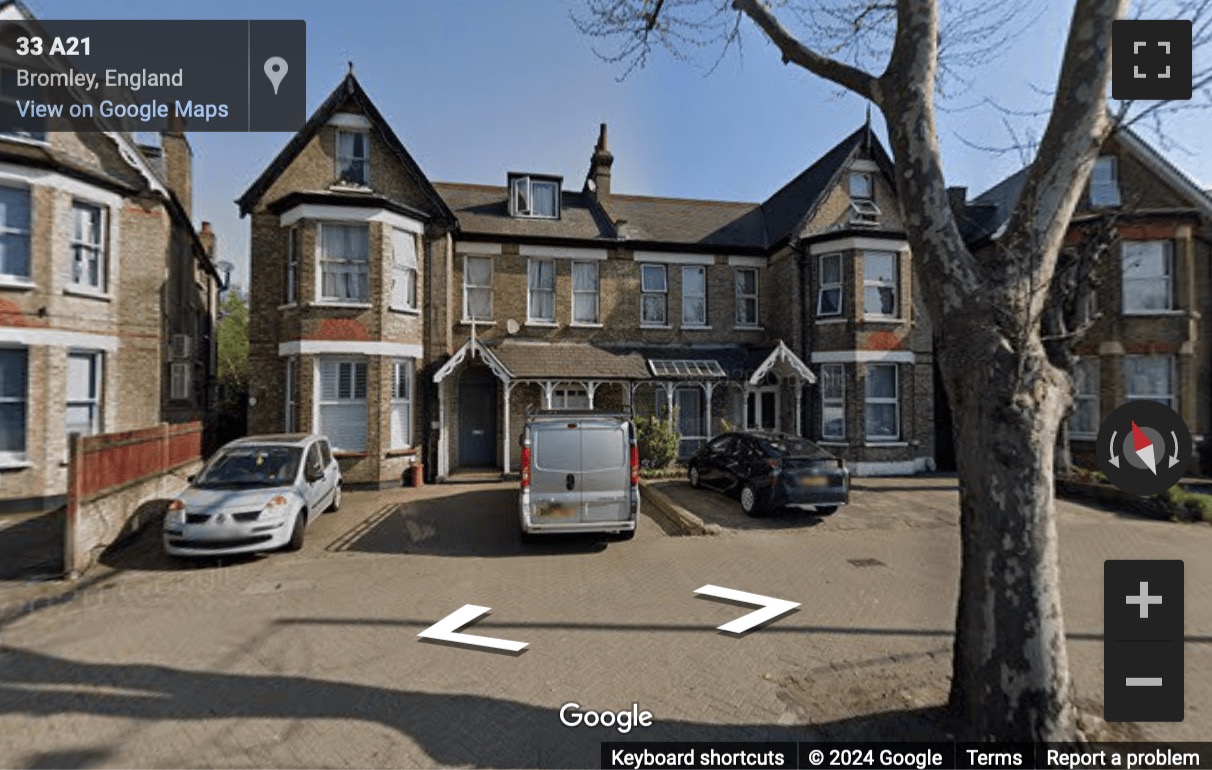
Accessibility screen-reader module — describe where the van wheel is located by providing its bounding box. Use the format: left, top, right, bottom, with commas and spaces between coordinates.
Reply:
285, 511, 307, 551
688, 465, 701, 489
327, 485, 342, 513
740, 484, 766, 517
815, 505, 838, 515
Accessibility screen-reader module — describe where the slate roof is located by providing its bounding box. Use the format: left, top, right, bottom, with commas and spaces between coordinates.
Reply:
434, 183, 615, 242
488, 340, 651, 380
606, 195, 767, 252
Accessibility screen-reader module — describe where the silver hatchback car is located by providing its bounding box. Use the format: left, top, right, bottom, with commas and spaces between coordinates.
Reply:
163, 434, 342, 557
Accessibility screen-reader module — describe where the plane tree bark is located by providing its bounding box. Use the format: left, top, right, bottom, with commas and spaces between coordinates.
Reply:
580, 0, 1128, 740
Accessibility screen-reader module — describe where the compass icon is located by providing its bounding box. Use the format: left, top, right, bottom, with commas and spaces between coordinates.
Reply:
1097, 400, 1191, 496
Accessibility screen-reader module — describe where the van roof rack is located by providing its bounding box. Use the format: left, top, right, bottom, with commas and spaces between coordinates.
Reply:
526, 408, 633, 419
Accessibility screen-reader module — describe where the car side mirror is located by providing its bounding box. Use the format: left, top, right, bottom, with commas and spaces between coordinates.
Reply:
305, 467, 322, 482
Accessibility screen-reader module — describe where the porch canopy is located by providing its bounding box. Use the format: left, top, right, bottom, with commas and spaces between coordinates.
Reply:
432, 337, 814, 472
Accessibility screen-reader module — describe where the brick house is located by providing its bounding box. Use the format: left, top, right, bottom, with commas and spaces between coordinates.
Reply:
241, 72, 936, 484
960, 127, 1212, 469
0, 2, 221, 512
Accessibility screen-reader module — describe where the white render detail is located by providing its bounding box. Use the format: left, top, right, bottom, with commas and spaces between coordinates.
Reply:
278, 340, 423, 358
278, 203, 425, 234
810, 350, 916, 364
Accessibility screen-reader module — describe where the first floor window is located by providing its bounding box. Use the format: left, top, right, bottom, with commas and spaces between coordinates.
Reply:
0, 185, 31, 280
319, 223, 369, 302
572, 261, 600, 324
820, 363, 845, 440
66, 351, 103, 436
0, 348, 26, 460
682, 265, 707, 326
735, 268, 759, 326
1122, 240, 1172, 313
285, 226, 300, 304
865, 363, 899, 440
817, 253, 842, 316
640, 264, 667, 325
318, 357, 367, 452
391, 358, 414, 448
284, 357, 298, 433
390, 228, 418, 310
70, 201, 106, 291
1123, 355, 1174, 410
170, 362, 192, 401
464, 255, 493, 321
864, 251, 898, 318
528, 258, 555, 322
1070, 358, 1099, 437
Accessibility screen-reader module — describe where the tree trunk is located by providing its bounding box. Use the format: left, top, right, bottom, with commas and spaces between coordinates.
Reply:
940, 316, 1078, 740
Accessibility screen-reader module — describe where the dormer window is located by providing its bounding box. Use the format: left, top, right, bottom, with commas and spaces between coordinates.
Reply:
336, 130, 370, 186
510, 174, 560, 219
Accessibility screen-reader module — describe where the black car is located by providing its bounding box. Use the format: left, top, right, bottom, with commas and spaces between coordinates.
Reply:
687, 432, 850, 516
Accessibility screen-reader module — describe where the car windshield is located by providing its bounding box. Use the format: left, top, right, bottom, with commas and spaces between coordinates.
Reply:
194, 446, 303, 488
761, 436, 833, 460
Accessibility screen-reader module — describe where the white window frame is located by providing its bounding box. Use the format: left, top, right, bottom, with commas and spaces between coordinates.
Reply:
551, 384, 590, 409
0, 184, 31, 282
389, 228, 419, 311
0, 347, 27, 463
681, 265, 708, 327
1123, 355, 1175, 411
284, 356, 297, 433
849, 171, 874, 200
390, 358, 414, 449
510, 176, 560, 219
335, 129, 370, 186
820, 363, 845, 440
572, 261, 600, 325
1121, 240, 1173, 315
66, 350, 103, 437
817, 253, 842, 317
640, 263, 668, 326
864, 363, 900, 441
69, 200, 106, 292
463, 254, 494, 322
1090, 156, 1121, 207
745, 386, 779, 432
170, 361, 192, 401
1069, 358, 1099, 439
734, 267, 759, 327
317, 222, 370, 304
527, 258, 556, 324
285, 226, 300, 304
863, 251, 899, 319
316, 357, 368, 453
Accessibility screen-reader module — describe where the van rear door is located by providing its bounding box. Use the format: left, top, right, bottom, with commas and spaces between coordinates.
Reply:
578, 419, 631, 524
530, 421, 584, 522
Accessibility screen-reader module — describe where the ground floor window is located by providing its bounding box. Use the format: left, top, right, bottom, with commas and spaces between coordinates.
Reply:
1123, 355, 1174, 410
746, 386, 778, 431
0, 347, 26, 462
1070, 358, 1099, 438
551, 384, 590, 409
284, 357, 297, 433
391, 358, 414, 449
865, 363, 900, 441
66, 350, 103, 437
317, 357, 367, 452
820, 363, 845, 440
654, 384, 708, 457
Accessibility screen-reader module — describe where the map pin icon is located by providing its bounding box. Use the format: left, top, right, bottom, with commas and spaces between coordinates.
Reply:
264, 57, 288, 95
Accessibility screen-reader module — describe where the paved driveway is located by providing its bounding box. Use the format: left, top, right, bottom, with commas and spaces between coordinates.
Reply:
0, 478, 1208, 767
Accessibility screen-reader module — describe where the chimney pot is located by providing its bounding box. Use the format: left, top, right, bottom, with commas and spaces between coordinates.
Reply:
588, 123, 614, 203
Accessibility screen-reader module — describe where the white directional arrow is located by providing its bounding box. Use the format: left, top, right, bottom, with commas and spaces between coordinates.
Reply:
417, 604, 528, 652
1109, 430, 1121, 468
1169, 431, 1182, 469
695, 584, 800, 635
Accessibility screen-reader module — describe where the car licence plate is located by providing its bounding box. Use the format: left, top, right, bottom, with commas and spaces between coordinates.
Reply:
538, 503, 575, 518
799, 475, 829, 487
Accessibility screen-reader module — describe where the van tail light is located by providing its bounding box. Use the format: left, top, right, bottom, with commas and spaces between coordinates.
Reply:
520, 446, 531, 488
630, 444, 640, 486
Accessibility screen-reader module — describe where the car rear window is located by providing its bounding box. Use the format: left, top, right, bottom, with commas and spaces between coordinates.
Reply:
762, 436, 833, 460
579, 425, 626, 472
533, 427, 581, 471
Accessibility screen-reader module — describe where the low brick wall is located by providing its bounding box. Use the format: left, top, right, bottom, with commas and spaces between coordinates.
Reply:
1055, 478, 1171, 521
65, 458, 203, 577
639, 480, 719, 536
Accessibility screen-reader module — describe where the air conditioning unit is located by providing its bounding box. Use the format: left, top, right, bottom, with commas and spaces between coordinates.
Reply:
171, 333, 192, 360
849, 199, 881, 228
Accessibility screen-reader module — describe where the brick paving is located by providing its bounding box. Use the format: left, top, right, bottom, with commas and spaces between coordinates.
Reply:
0, 477, 1208, 767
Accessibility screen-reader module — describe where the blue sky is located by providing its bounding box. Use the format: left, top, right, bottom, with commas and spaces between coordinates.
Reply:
26, 1, 1212, 290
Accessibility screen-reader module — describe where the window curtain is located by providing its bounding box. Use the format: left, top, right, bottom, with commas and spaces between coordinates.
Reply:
321, 225, 369, 301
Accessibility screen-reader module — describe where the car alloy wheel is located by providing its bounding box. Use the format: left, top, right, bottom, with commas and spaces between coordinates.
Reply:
740, 484, 760, 516
688, 466, 701, 488
285, 511, 306, 551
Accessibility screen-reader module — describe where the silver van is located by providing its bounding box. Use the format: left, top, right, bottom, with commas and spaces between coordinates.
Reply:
518, 411, 640, 540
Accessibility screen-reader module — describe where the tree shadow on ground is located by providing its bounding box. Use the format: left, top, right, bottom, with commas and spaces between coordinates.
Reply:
0, 645, 972, 768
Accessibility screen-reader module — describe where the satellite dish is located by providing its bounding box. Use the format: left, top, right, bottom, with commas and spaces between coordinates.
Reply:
506, 319, 520, 335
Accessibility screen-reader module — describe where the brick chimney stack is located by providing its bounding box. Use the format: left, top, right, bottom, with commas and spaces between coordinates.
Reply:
587, 123, 613, 202
160, 116, 193, 218
199, 221, 215, 257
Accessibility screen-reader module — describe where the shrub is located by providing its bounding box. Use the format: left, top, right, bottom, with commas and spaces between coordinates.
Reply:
1155, 485, 1212, 523
635, 414, 680, 470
